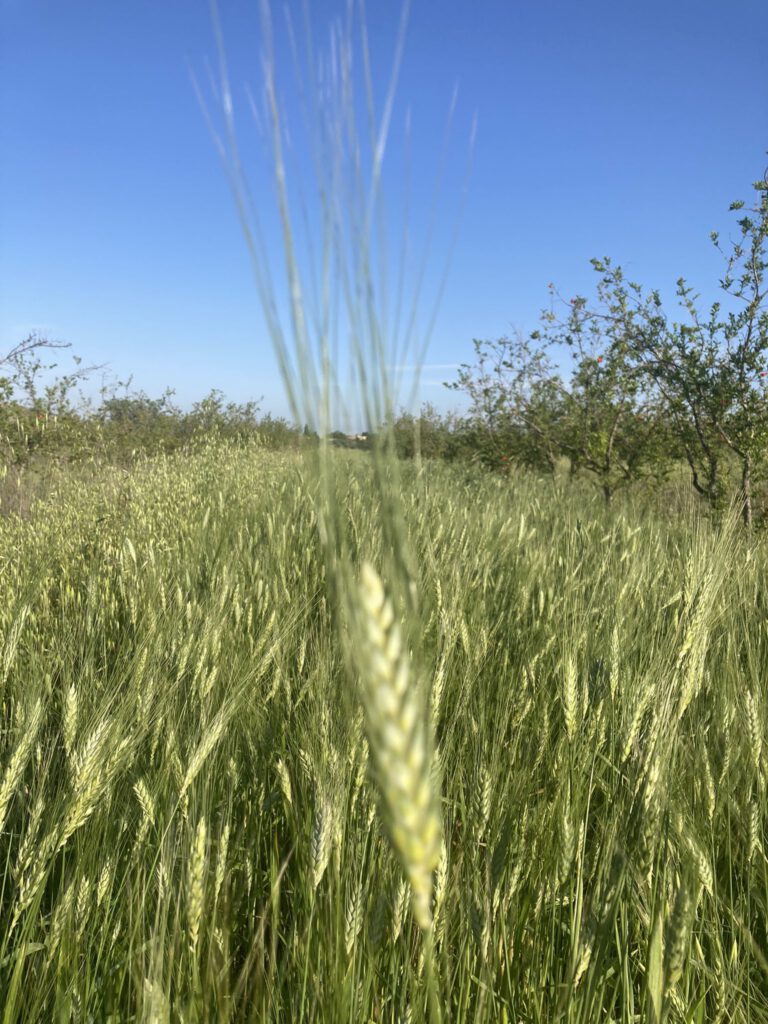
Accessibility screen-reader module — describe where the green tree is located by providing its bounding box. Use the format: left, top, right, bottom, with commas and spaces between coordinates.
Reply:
449, 314, 671, 504
0, 334, 96, 469
707, 171, 768, 526
533, 278, 673, 504
615, 168, 768, 525
448, 334, 567, 475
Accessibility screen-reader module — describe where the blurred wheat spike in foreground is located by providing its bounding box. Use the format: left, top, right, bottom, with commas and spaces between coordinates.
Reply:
356, 561, 441, 930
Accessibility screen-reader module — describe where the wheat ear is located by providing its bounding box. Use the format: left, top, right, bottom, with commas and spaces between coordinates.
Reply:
356, 562, 441, 930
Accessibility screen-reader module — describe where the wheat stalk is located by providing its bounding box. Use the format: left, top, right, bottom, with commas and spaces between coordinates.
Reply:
0, 698, 43, 835
355, 562, 441, 931
188, 816, 207, 953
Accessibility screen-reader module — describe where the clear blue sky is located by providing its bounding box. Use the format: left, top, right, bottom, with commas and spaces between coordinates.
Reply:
1, 0, 766, 420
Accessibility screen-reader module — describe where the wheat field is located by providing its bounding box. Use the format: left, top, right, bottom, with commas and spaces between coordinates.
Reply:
0, 438, 765, 1021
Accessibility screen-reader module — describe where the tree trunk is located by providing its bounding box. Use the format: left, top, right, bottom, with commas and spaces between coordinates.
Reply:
602, 482, 613, 506
708, 457, 720, 508
741, 453, 752, 529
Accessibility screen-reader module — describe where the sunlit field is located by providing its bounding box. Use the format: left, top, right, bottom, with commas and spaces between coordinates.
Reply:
0, 439, 766, 1022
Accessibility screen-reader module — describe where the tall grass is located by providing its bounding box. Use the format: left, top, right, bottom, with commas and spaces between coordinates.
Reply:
0, 440, 766, 1020
0, 3, 766, 1021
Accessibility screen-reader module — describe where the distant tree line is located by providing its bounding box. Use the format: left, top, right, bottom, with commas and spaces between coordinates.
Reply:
0, 340, 302, 475
3, 165, 766, 526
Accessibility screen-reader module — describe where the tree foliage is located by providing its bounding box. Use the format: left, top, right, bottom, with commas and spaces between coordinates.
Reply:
449, 162, 768, 524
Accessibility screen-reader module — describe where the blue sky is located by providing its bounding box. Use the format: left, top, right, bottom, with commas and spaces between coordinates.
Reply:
1, 0, 766, 421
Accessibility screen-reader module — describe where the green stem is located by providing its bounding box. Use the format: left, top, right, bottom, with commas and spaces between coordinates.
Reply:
424, 926, 444, 1024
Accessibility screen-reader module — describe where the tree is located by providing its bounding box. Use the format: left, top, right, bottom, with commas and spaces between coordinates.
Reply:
447, 161, 768, 522
449, 310, 672, 504
532, 278, 673, 503
1, 332, 69, 374
448, 334, 568, 475
611, 168, 768, 525
538, 160, 768, 526
707, 170, 768, 526
0, 334, 98, 469
1, 334, 80, 412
